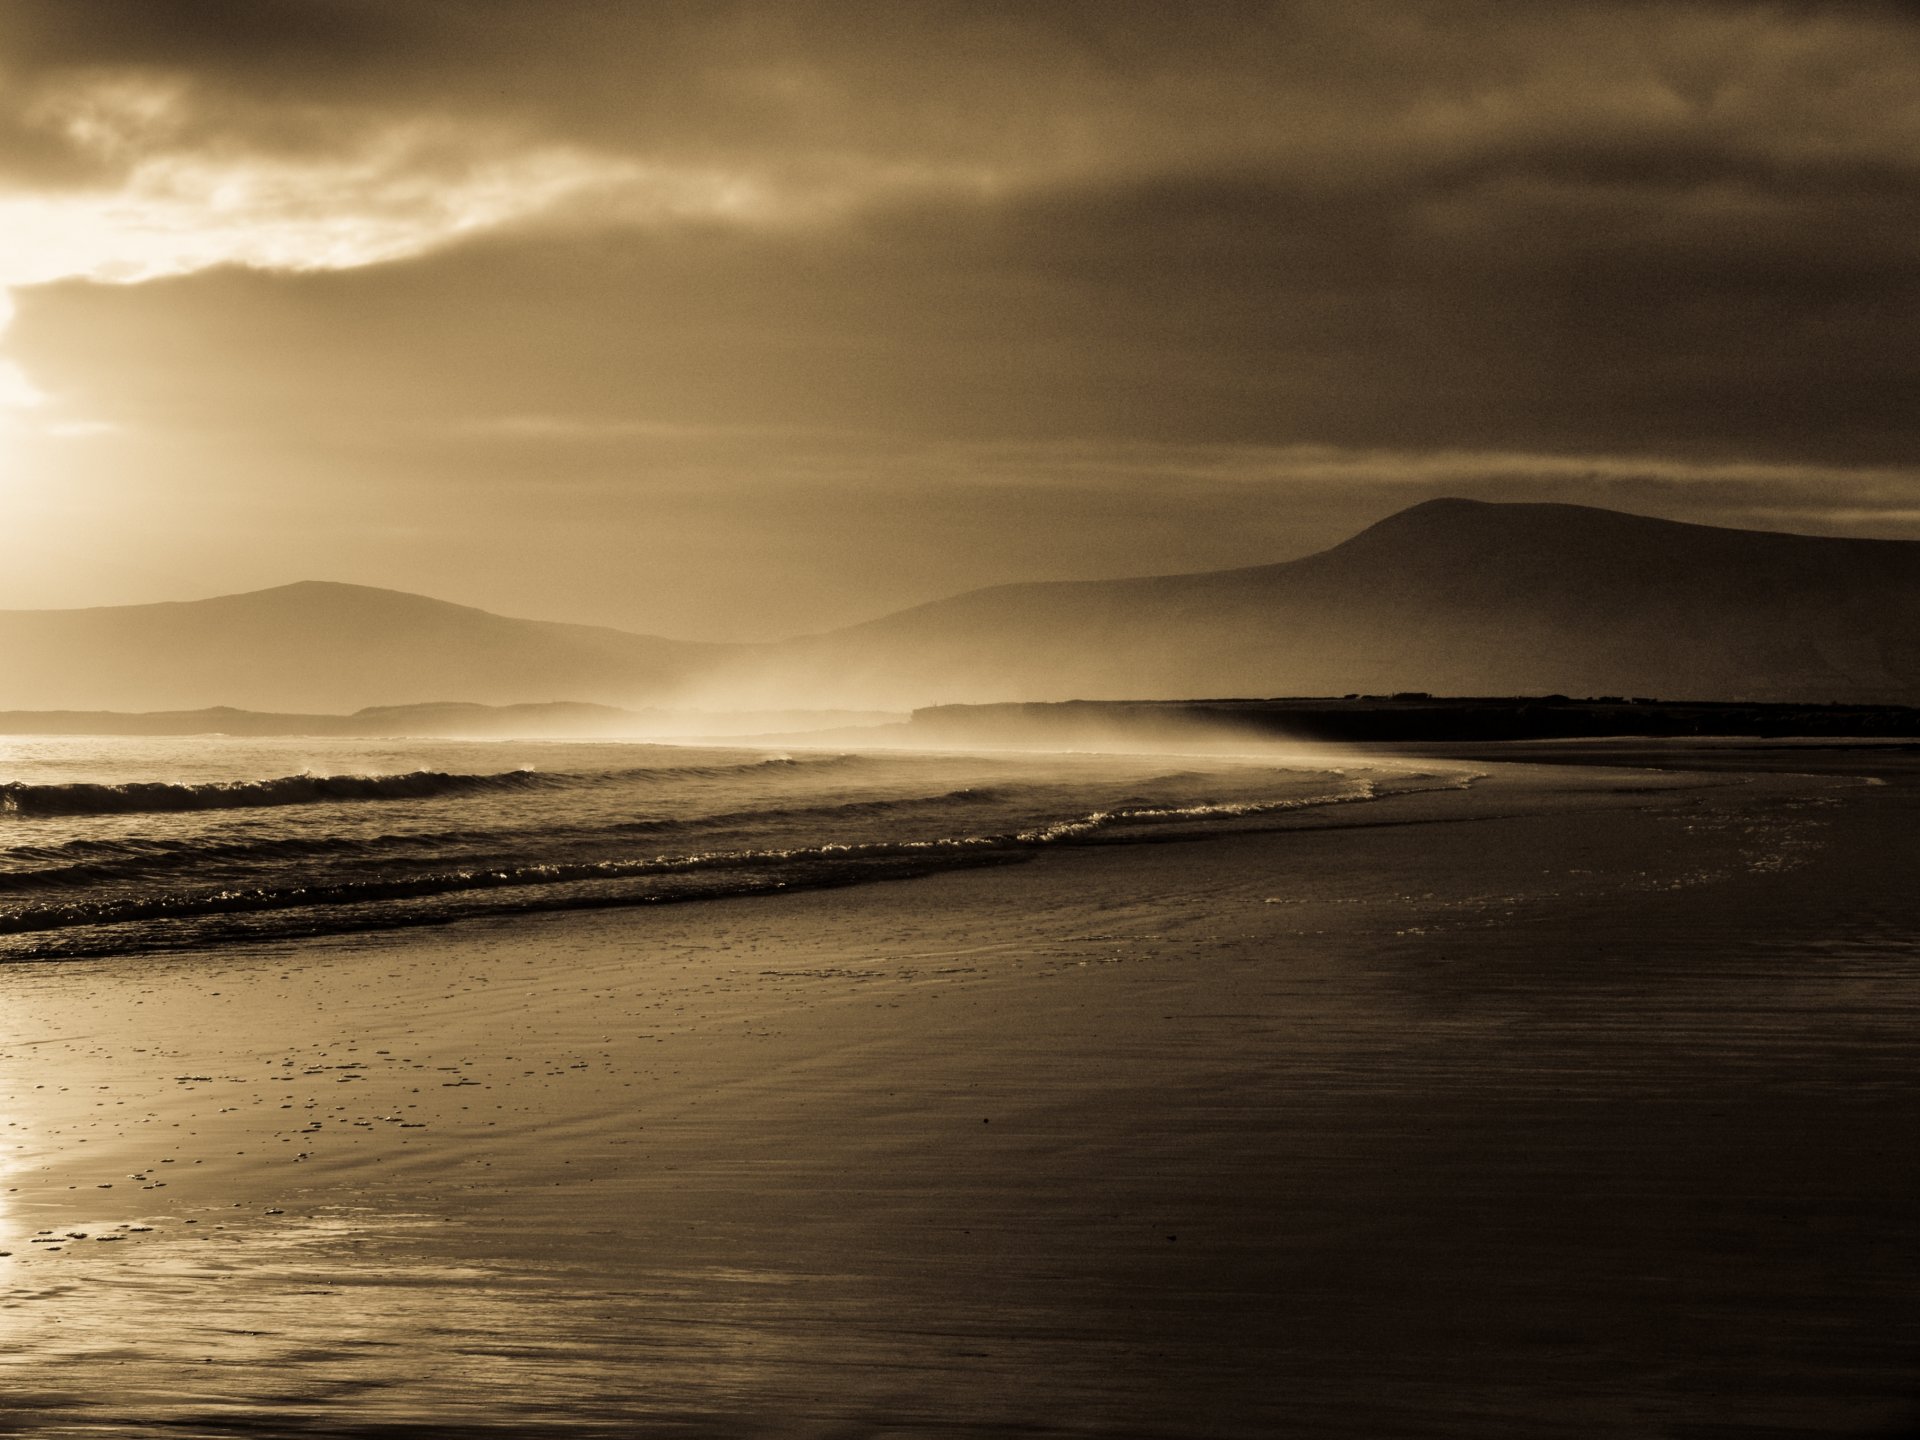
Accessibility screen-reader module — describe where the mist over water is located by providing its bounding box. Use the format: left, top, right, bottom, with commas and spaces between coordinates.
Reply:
0, 736, 1454, 962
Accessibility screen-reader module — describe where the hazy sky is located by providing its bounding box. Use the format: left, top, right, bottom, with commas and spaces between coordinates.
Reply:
2, 0, 1918, 638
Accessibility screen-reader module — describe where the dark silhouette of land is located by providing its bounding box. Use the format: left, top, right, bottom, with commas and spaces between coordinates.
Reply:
5, 500, 1918, 712
899, 696, 1920, 748
0, 582, 715, 713
743, 499, 1920, 708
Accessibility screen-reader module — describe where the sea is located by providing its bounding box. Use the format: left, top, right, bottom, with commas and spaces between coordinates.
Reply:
0, 735, 1462, 963
3, 737, 1917, 1436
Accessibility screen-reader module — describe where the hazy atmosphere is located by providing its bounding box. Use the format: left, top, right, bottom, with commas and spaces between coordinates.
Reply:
7, 7, 1920, 1439
4, 0, 1920, 637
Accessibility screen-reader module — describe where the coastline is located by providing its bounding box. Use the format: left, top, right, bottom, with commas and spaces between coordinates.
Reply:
2, 750, 1916, 1437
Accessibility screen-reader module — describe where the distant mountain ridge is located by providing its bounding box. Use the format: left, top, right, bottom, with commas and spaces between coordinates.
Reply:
4, 500, 1917, 712
722, 499, 1920, 707
0, 580, 715, 712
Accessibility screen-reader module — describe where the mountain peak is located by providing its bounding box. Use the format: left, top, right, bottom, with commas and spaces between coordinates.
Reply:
219, 579, 493, 609
5, 501, 1919, 711
1355, 496, 1845, 548
1361, 496, 1657, 534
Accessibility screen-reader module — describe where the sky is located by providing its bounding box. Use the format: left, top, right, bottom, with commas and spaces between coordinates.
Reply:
2, 0, 1918, 640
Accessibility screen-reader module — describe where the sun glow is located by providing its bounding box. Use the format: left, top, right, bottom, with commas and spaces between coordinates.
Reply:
0, 359, 43, 413
0, 71, 787, 441
0, 292, 43, 415
0, 137, 657, 291
0, 292, 48, 488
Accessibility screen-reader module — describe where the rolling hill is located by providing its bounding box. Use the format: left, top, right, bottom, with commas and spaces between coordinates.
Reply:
4, 500, 1918, 714
701, 499, 1920, 707
0, 581, 716, 713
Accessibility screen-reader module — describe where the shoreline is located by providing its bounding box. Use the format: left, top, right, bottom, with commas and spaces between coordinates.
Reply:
0, 746, 1453, 965
2, 751, 1916, 1436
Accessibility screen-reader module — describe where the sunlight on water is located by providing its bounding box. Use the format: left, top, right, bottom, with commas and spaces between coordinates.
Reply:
1, 1208, 577, 1431
1, 1197, 1023, 1435
0, 736, 1469, 963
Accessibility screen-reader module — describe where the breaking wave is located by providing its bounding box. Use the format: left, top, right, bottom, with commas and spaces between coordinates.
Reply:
0, 780, 1394, 944
0, 769, 552, 816
0, 737, 1482, 962
0, 754, 851, 818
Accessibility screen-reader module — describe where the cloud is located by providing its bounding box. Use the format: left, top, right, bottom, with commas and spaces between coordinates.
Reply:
0, 124, 646, 290
12, 123, 1920, 467
8, 4, 1917, 181
2, 0, 1918, 627
0, 358, 43, 412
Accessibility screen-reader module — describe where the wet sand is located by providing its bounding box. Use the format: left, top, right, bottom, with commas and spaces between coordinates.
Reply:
2, 752, 1918, 1437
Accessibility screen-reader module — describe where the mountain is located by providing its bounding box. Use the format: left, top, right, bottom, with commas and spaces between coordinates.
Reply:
0, 581, 716, 713
5, 501, 1919, 713
691, 499, 1920, 707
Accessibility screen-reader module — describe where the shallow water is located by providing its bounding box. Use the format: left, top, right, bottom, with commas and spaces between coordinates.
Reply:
1, 747, 1916, 1436
0, 737, 1448, 962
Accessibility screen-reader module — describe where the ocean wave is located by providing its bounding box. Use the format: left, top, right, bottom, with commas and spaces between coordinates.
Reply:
0, 785, 997, 891
0, 769, 560, 817
0, 840, 1003, 937
0, 827, 504, 891
0, 779, 1391, 940
0, 753, 856, 819
0, 847, 1027, 962
0, 765, 1482, 959
606, 785, 1000, 836
1012, 779, 1379, 842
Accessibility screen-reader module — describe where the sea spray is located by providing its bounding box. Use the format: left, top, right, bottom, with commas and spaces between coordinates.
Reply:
0, 735, 1477, 961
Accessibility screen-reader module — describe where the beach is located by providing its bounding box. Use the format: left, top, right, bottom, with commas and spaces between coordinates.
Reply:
2, 748, 1916, 1438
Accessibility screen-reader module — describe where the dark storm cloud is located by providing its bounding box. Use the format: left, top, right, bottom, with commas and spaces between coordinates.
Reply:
20, 144, 1920, 466
5, 0, 1920, 627
8, 0, 1917, 462
9, 2, 1910, 184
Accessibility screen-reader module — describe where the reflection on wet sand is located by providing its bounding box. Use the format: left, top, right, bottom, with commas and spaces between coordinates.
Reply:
2, 750, 1918, 1437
